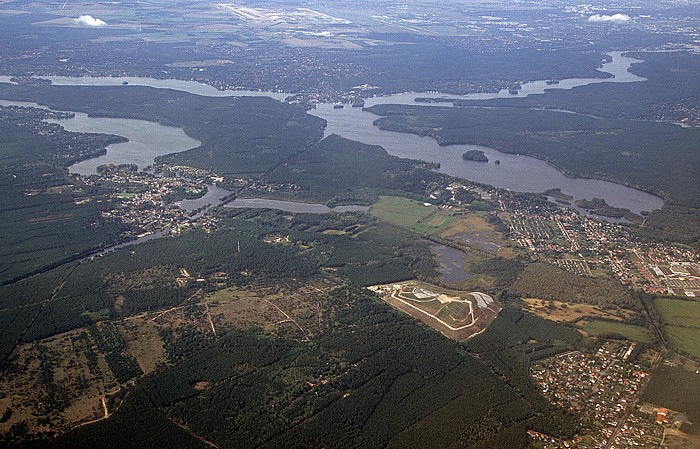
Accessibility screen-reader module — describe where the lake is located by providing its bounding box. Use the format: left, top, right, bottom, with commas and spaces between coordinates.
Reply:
311, 103, 662, 215
52, 114, 201, 176
0, 99, 201, 176
0, 51, 663, 213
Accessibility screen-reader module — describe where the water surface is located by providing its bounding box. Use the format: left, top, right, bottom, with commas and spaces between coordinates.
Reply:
51, 114, 201, 176
361, 52, 644, 106
312, 104, 662, 215
226, 198, 369, 214
0, 75, 288, 100
0, 99, 200, 176
178, 184, 231, 212
310, 52, 662, 214
0, 51, 663, 213
431, 244, 474, 284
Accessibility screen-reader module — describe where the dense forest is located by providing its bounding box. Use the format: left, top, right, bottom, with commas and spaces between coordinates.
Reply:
0, 3, 698, 447
367, 103, 700, 202
264, 133, 446, 204
510, 262, 642, 311
459, 51, 700, 131
641, 365, 700, 436
24, 286, 575, 449
0, 108, 130, 285
0, 208, 439, 362
0, 84, 325, 178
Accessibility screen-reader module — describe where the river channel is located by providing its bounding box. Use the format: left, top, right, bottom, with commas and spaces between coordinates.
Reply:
0, 51, 663, 213
225, 198, 369, 214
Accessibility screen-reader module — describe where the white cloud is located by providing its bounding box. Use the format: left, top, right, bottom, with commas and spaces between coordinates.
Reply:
588, 14, 632, 23
74, 15, 107, 27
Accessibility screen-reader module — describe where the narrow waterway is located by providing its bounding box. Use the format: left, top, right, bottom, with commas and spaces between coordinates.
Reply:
178, 184, 232, 212
225, 198, 369, 214
359, 51, 645, 106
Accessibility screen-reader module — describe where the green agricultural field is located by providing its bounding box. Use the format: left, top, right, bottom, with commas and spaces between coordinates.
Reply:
656, 298, 700, 327
583, 320, 652, 343
370, 196, 455, 236
656, 298, 700, 358
665, 327, 700, 359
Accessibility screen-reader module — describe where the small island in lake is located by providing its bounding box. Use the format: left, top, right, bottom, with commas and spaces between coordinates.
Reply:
97, 163, 138, 175
543, 188, 574, 201
462, 149, 489, 162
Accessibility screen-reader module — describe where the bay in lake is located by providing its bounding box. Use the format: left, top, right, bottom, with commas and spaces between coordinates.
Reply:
0, 99, 201, 176
52, 114, 201, 176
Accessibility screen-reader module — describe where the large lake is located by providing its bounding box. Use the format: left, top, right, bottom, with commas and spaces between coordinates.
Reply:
0, 99, 201, 176
309, 52, 662, 215
0, 51, 663, 213
55, 115, 201, 176
311, 103, 662, 215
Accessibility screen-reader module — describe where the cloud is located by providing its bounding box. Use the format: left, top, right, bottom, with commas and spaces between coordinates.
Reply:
74, 15, 107, 27
588, 14, 631, 23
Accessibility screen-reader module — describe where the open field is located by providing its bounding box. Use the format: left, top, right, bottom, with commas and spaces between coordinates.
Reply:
369, 281, 499, 340
581, 320, 652, 343
522, 298, 636, 323
370, 196, 455, 236
206, 287, 286, 334
665, 327, 700, 360
0, 279, 338, 436
0, 328, 119, 435
656, 298, 700, 328
656, 298, 700, 359
118, 320, 166, 375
